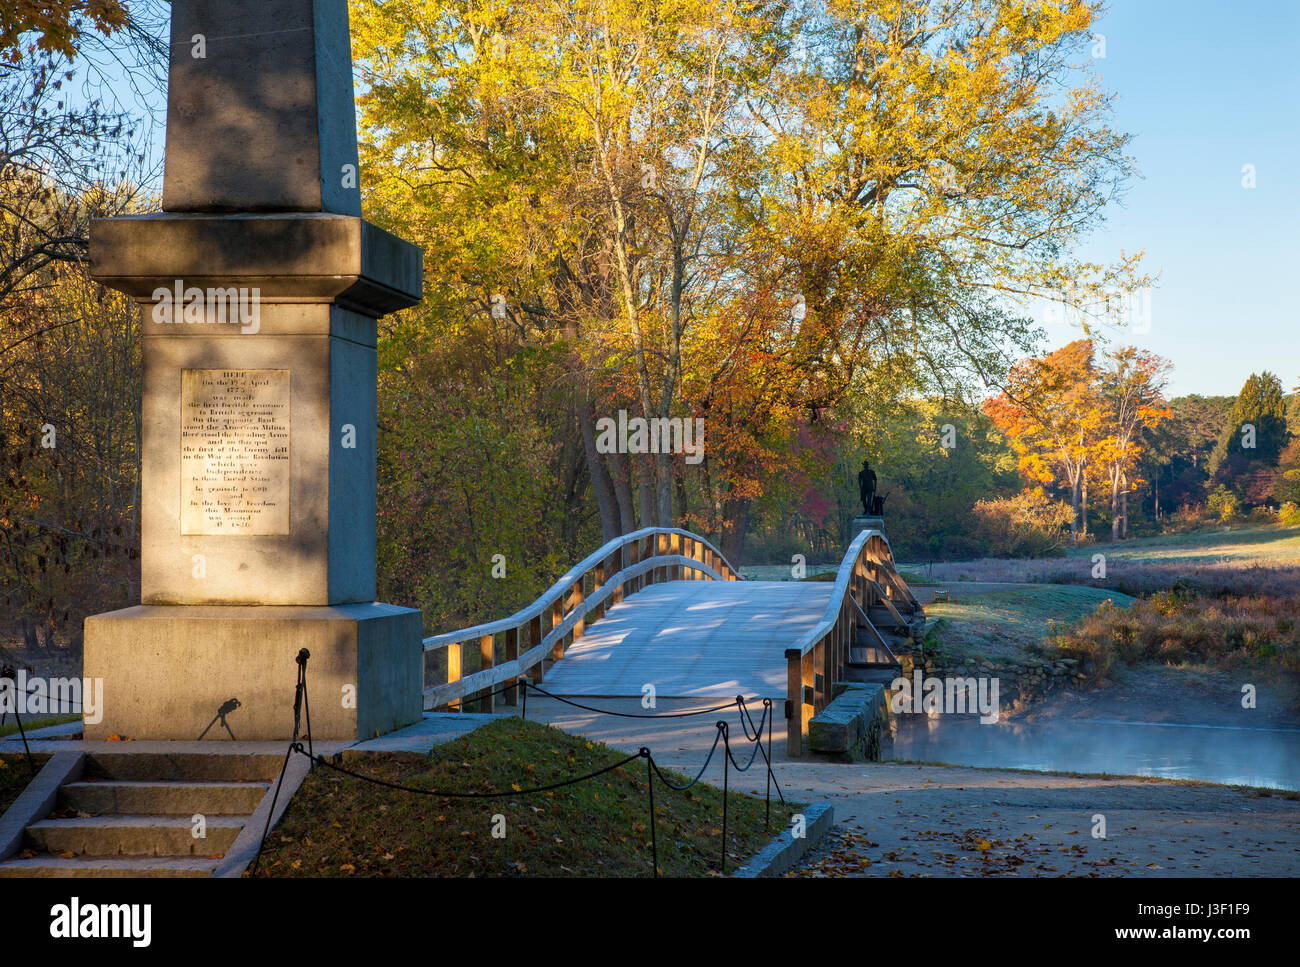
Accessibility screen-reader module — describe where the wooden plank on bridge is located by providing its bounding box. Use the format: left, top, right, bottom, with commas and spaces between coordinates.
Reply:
538, 581, 834, 699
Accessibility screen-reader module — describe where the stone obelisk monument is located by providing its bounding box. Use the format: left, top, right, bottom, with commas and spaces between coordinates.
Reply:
83, 0, 424, 740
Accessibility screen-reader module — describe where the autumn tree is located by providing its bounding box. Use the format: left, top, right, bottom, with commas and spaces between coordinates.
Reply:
352, 0, 1143, 567
693, 0, 1145, 554
1096, 346, 1171, 539
1208, 372, 1291, 505
1, 1, 163, 359
986, 339, 1105, 542
1, 257, 141, 653
0, 1, 128, 65
1, 3, 163, 653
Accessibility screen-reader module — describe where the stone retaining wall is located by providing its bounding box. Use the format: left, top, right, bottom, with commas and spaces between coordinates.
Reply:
893, 648, 1089, 715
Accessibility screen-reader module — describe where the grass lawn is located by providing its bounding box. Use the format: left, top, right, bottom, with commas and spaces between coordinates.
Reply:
253, 717, 799, 878
0, 753, 48, 814
1054, 524, 1300, 566
923, 586, 1135, 662
920, 525, 1300, 598
0, 713, 80, 739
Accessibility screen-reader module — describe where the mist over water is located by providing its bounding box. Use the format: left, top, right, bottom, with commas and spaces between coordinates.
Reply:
886, 715, 1300, 791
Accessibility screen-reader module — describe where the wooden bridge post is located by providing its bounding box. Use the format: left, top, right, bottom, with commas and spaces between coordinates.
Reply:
479, 633, 494, 712
447, 641, 462, 712
802, 650, 815, 741
550, 596, 565, 661
529, 614, 544, 682
612, 550, 624, 605
592, 562, 606, 621
843, 602, 851, 675
833, 617, 841, 688
504, 626, 519, 706
628, 540, 640, 594
571, 579, 585, 640
814, 636, 827, 711
785, 649, 803, 757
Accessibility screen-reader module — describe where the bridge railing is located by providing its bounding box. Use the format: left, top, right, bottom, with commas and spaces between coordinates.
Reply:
422, 527, 741, 712
783, 528, 922, 756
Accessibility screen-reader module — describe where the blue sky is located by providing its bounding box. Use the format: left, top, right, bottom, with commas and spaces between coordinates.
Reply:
1052, 0, 1300, 397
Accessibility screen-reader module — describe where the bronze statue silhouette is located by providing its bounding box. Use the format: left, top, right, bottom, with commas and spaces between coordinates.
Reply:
858, 460, 878, 515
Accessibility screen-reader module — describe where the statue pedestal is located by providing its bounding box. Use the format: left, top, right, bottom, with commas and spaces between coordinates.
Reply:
852, 516, 886, 538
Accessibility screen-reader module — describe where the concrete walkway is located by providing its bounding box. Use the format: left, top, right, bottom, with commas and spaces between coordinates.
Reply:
0, 713, 500, 759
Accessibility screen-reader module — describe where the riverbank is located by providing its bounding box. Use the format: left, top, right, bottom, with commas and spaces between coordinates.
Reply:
524, 697, 1300, 877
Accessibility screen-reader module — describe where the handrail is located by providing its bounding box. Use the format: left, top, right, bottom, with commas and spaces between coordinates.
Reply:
786, 528, 903, 657
421, 527, 742, 712
782, 526, 922, 756
423, 527, 738, 649
850, 596, 899, 666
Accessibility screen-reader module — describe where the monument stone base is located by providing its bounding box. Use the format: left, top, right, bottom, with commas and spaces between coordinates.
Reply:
83, 603, 423, 741
852, 515, 886, 538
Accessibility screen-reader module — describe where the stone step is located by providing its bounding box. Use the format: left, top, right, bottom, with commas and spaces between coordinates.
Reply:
843, 664, 901, 685
84, 751, 284, 782
24, 815, 245, 857
852, 644, 899, 665
865, 606, 904, 625
59, 780, 269, 816
0, 856, 220, 878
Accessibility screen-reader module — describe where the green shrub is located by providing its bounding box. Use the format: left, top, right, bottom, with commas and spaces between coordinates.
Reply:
1206, 485, 1242, 523
970, 489, 1073, 558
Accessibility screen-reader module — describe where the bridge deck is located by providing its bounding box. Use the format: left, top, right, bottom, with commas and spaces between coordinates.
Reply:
539, 580, 834, 699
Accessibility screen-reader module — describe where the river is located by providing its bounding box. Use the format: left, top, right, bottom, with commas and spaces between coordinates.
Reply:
885, 714, 1300, 790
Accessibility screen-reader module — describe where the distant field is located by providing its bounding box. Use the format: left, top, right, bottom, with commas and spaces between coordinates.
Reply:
1054, 525, 1300, 565
924, 586, 1135, 662
914, 525, 1300, 598
745, 526, 1300, 584
740, 563, 839, 581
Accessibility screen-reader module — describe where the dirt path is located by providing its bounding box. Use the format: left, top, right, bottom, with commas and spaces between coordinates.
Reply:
788, 763, 1300, 878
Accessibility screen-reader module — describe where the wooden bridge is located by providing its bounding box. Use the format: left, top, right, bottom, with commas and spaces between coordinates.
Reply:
423, 527, 924, 755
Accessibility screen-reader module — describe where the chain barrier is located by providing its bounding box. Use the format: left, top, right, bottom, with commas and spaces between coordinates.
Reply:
249, 648, 313, 876
521, 680, 742, 719
0, 665, 36, 778
256, 651, 792, 878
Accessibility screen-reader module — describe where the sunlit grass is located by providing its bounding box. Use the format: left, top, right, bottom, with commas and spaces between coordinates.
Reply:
253, 717, 799, 878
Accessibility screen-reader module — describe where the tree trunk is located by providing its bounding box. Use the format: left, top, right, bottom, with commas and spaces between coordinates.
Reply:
656, 452, 672, 525
608, 448, 637, 533
1121, 474, 1129, 539
674, 466, 689, 524
557, 414, 587, 553
577, 399, 620, 543
1081, 477, 1089, 539
720, 496, 750, 568
1069, 475, 1081, 542
636, 454, 658, 528
1110, 470, 1121, 542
